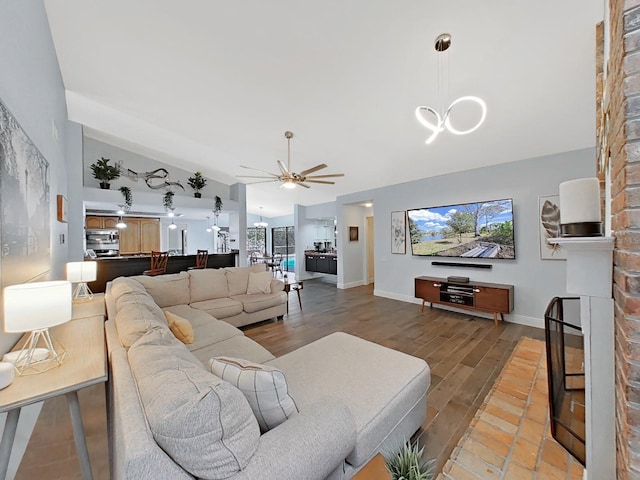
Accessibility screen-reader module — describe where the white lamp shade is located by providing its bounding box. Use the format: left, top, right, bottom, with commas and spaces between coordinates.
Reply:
3, 281, 72, 333
66, 261, 97, 282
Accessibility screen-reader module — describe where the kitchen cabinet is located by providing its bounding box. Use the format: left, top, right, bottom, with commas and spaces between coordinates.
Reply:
119, 218, 160, 255
305, 252, 337, 275
86, 216, 118, 229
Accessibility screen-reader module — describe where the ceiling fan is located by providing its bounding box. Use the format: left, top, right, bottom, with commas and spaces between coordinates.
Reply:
238, 131, 344, 189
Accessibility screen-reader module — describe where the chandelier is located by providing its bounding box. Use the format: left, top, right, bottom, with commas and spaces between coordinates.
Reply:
415, 34, 487, 144
254, 207, 268, 228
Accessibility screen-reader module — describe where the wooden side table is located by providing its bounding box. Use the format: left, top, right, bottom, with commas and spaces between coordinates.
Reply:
353, 453, 391, 479
283, 278, 303, 314
0, 296, 106, 480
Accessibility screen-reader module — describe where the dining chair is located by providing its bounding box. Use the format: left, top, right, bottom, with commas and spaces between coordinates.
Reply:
268, 253, 284, 277
249, 251, 258, 265
143, 251, 169, 276
189, 249, 209, 270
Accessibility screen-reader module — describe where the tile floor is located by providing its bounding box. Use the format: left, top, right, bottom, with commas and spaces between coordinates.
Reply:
437, 337, 584, 480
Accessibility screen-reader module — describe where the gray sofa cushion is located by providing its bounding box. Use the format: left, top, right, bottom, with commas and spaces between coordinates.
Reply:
190, 335, 275, 366
266, 332, 431, 467
132, 272, 190, 307
190, 297, 243, 319
128, 327, 260, 480
231, 292, 287, 314
189, 268, 228, 302
115, 303, 169, 348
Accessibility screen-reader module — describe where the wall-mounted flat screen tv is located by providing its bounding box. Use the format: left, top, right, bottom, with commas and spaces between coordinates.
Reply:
407, 198, 515, 259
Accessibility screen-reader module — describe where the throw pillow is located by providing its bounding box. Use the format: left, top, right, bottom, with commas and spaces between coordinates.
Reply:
246, 271, 272, 295
129, 328, 260, 479
210, 356, 298, 432
165, 311, 195, 344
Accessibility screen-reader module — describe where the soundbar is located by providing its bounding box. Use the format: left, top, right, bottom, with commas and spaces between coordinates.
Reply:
431, 261, 492, 269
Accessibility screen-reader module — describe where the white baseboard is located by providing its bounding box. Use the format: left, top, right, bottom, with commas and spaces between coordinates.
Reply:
338, 280, 366, 289
373, 289, 544, 330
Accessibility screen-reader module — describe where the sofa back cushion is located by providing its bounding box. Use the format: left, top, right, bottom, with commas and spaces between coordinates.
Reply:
225, 264, 267, 296
114, 303, 169, 348
189, 268, 228, 302
110, 277, 166, 320
132, 272, 190, 307
128, 328, 260, 479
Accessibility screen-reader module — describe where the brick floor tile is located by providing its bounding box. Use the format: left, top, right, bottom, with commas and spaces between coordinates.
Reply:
510, 437, 540, 470
475, 419, 515, 447
468, 429, 511, 458
453, 450, 500, 479
477, 411, 518, 435
518, 418, 545, 446
484, 402, 521, 426
504, 460, 535, 480
541, 438, 569, 471
537, 460, 566, 480
445, 463, 482, 480
461, 438, 506, 470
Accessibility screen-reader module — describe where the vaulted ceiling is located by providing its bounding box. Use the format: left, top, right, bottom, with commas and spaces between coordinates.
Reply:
44, 0, 603, 217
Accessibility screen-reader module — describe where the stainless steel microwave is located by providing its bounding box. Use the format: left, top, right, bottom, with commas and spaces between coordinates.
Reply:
86, 229, 120, 256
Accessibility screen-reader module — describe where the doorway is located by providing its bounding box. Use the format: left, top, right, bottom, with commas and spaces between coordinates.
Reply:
366, 216, 374, 285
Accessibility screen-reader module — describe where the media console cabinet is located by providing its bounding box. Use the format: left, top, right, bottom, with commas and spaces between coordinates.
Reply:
415, 276, 514, 326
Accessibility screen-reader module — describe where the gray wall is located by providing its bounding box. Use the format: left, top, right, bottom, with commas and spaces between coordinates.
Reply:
337, 148, 596, 327
0, 1, 75, 477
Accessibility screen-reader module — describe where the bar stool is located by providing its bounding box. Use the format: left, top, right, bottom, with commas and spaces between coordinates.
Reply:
189, 250, 209, 270
143, 251, 169, 276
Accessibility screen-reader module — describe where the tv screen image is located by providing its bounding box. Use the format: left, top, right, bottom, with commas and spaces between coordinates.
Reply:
407, 198, 515, 259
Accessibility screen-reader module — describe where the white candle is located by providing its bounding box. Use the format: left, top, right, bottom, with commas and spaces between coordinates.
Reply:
559, 178, 602, 224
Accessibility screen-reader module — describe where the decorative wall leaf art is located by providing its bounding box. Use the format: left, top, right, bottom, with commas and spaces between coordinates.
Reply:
391, 211, 406, 254
0, 98, 51, 290
539, 195, 566, 260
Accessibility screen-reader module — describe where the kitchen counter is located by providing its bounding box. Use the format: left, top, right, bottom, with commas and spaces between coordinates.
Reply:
304, 251, 337, 256
87, 252, 238, 293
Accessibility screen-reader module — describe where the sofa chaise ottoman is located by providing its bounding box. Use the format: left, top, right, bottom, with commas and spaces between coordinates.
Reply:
105, 275, 430, 480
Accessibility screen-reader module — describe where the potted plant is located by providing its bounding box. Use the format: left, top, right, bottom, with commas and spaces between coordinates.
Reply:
187, 171, 207, 198
214, 195, 223, 214
385, 440, 435, 480
163, 190, 175, 211
119, 186, 132, 212
90, 157, 120, 189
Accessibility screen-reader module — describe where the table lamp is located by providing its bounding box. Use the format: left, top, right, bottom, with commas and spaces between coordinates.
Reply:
66, 261, 97, 302
3, 280, 72, 375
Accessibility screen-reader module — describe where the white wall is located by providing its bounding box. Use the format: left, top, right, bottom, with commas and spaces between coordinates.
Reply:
336, 148, 595, 327
0, 1, 76, 476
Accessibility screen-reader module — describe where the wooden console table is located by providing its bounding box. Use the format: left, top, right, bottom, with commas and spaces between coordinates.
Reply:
415, 276, 514, 326
0, 295, 106, 480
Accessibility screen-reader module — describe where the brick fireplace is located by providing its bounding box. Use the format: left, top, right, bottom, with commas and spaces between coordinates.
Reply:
607, 1, 640, 478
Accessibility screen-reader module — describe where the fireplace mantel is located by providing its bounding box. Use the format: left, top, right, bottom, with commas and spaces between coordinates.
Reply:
548, 237, 614, 479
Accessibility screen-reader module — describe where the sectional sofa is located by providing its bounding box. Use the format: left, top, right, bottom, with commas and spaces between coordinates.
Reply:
105, 265, 431, 479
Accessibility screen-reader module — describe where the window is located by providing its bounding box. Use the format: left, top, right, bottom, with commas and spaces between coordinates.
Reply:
272, 226, 295, 272
247, 227, 266, 256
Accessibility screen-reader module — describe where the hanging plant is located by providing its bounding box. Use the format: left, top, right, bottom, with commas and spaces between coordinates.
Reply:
214, 195, 223, 214
119, 186, 132, 211
187, 171, 207, 198
163, 190, 175, 211
89, 157, 120, 189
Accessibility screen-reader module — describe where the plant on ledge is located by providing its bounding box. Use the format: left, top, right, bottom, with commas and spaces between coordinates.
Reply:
385, 440, 435, 480
214, 195, 223, 214
90, 157, 120, 189
119, 186, 132, 212
187, 171, 207, 198
163, 190, 175, 211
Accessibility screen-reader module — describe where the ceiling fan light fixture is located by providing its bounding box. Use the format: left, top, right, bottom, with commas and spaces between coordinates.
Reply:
283, 179, 297, 189
169, 220, 177, 230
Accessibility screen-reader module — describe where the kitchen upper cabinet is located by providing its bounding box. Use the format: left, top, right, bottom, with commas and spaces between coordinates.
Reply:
86, 216, 118, 229
139, 218, 160, 253
118, 219, 140, 255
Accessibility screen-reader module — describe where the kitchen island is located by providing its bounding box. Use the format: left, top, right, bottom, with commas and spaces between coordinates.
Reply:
87, 251, 238, 293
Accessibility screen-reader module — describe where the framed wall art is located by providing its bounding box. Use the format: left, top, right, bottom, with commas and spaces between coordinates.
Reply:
538, 195, 566, 260
0, 98, 51, 290
56, 195, 68, 223
349, 226, 359, 242
391, 211, 406, 254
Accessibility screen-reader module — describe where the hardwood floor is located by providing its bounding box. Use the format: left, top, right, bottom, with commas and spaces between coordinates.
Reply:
15, 278, 544, 479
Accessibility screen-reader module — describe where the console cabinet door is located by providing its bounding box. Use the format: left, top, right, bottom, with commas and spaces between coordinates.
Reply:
415, 278, 440, 303
305, 255, 317, 272
474, 286, 510, 314
316, 255, 331, 273
329, 256, 338, 274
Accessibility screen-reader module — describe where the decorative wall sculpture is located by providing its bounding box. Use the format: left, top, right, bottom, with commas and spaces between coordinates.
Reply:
0, 99, 51, 290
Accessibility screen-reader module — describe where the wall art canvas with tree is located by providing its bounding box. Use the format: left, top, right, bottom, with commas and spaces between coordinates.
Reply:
538, 195, 566, 260
0, 99, 51, 291
391, 211, 406, 254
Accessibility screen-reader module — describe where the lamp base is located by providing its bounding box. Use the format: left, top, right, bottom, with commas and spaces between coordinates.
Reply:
560, 222, 604, 237
4, 328, 66, 375
72, 282, 94, 303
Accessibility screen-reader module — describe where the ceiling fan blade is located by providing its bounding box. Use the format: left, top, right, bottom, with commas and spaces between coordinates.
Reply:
237, 175, 278, 179
304, 179, 336, 185
240, 165, 279, 176
297, 182, 311, 189
277, 160, 290, 175
244, 179, 281, 185
298, 164, 327, 176
304, 173, 345, 179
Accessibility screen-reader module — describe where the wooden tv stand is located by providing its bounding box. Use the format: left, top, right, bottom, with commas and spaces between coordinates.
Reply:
415, 276, 514, 326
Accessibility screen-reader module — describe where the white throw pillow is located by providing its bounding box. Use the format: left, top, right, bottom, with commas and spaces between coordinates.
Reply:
246, 271, 272, 295
210, 356, 298, 432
